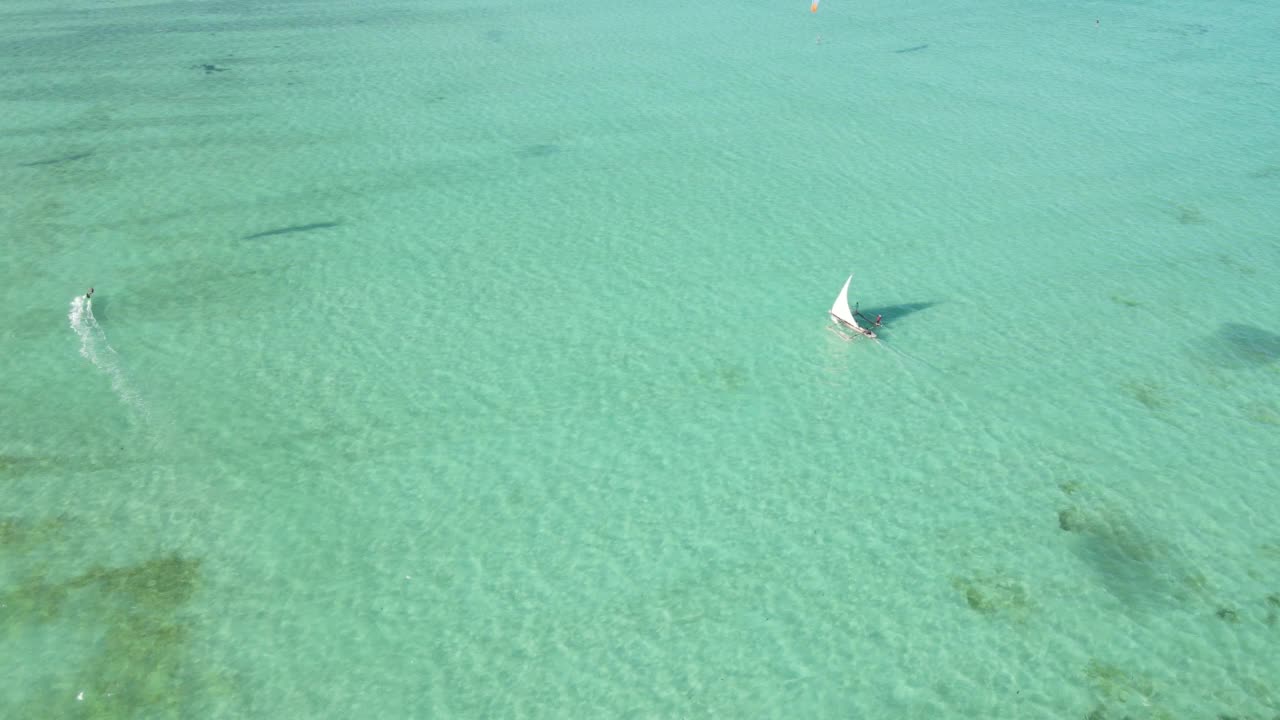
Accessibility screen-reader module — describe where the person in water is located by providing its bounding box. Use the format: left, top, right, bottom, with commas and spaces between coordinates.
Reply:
86, 287, 94, 299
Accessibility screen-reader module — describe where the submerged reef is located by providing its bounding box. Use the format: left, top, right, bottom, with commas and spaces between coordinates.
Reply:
1242, 401, 1280, 426
951, 574, 1030, 617
1121, 380, 1171, 411
1059, 508, 1082, 532
697, 363, 748, 393
1083, 659, 1168, 718
0, 454, 58, 479
0, 514, 69, 551
1, 516, 237, 716
1173, 204, 1206, 225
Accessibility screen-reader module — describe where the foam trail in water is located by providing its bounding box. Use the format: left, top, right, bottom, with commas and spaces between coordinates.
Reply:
69, 295, 149, 419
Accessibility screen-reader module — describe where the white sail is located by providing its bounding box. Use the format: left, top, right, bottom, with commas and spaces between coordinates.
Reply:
829, 274, 861, 329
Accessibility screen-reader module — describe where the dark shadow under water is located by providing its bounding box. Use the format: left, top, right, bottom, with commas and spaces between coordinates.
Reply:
1214, 323, 1280, 365
242, 221, 339, 240
516, 143, 560, 158
17, 151, 93, 167
853, 301, 938, 327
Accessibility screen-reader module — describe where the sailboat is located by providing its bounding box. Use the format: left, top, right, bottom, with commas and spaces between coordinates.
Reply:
829, 274, 877, 339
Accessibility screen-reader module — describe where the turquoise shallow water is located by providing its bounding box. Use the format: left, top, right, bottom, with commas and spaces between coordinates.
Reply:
3, 0, 1279, 717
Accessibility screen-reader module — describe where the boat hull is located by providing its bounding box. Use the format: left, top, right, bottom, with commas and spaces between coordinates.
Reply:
830, 314, 876, 339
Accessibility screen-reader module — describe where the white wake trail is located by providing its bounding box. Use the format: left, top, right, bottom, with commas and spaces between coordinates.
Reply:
69, 295, 149, 420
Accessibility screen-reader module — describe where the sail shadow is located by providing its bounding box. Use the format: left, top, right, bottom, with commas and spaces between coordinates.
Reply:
1075, 530, 1178, 612
1214, 323, 1280, 365
242, 221, 339, 240
854, 301, 938, 325
516, 143, 560, 158
18, 151, 93, 167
